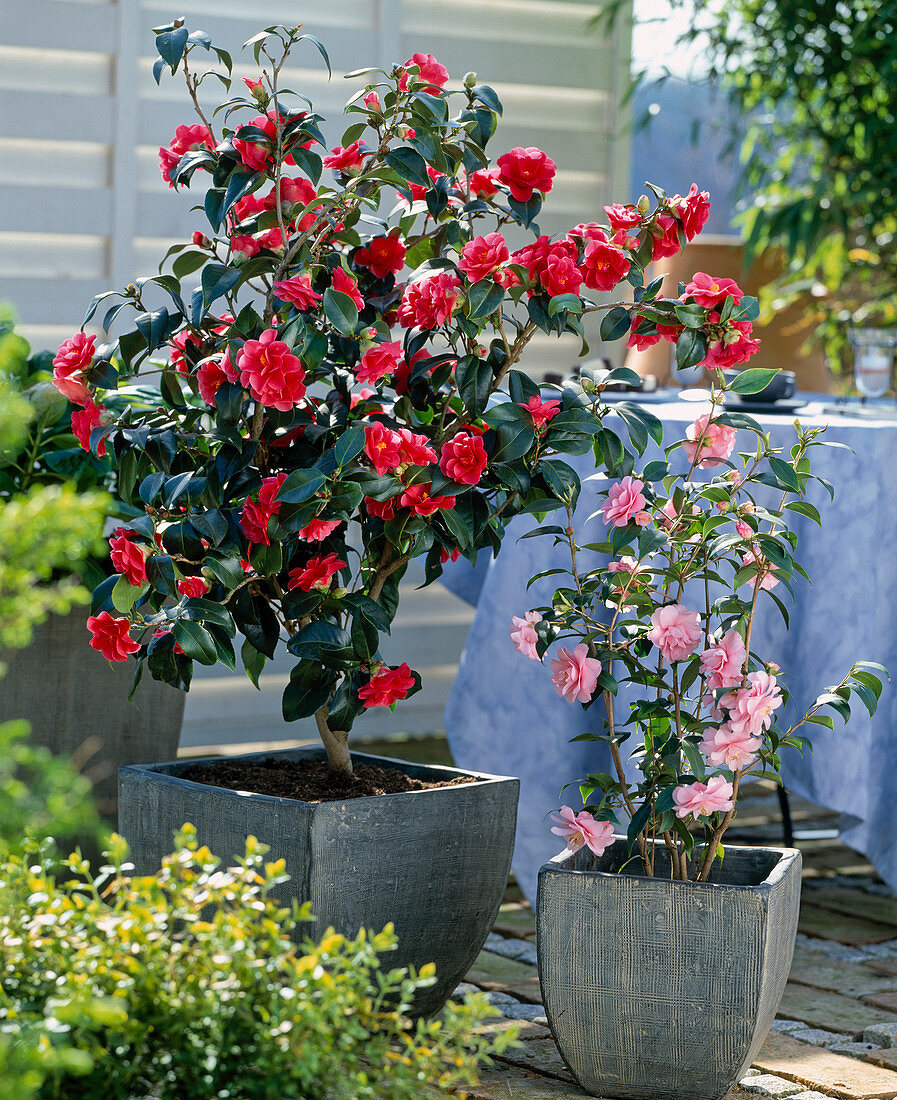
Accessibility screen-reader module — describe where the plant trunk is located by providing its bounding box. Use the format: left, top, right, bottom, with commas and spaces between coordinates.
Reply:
315, 706, 352, 776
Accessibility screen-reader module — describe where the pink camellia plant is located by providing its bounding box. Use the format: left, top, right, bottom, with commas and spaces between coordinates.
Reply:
514, 370, 887, 881
63, 20, 788, 779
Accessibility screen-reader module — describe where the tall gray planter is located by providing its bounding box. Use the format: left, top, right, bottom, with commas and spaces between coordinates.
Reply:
537, 838, 801, 1100
119, 746, 519, 1017
0, 608, 185, 823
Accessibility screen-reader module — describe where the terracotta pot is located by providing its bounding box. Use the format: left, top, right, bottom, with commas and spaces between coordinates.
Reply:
119, 746, 519, 1017
537, 838, 801, 1100
0, 608, 185, 823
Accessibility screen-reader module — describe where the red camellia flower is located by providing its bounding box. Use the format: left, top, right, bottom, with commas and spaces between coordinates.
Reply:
512, 236, 577, 286
197, 354, 239, 405
520, 395, 561, 426
604, 203, 642, 231
287, 551, 348, 593
87, 612, 141, 662
651, 213, 682, 260
178, 576, 210, 598
539, 252, 583, 297
684, 272, 744, 309
71, 400, 107, 456
364, 422, 402, 475
627, 315, 662, 351
264, 176, 320, 231
458, 232, 509, 282
238, 329, 306, 411
496, 146, 556, 202
397, 273, 462, 329
399, 483, 455, 516
358, 662, 416, 708
323, 140, 367, 174
169, 329, 206, 375
355, 234, 407, 279
273, 274, 322, 311
52, 333, 96, 405
240, 472, 287, 546
158, 123, 214, 187
365, 495, 396, 520
439, 431, 488, 485
109, 530, 148, 587
356, 342, 405, 384
702, 320, 761, 369
673, 183, 711, 241
397, 428, 437, 466
400, 52, 450, 93
299, 517, 341, 542
465, 167, 501, 198
580, 238, 631, 293
331, 266, 365, 311
233, 114, 279, 172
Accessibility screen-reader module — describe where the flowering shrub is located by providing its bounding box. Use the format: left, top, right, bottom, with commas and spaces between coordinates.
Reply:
59, 20, 763, 776
513, 380, 886, 880
0, 827, 515, 1100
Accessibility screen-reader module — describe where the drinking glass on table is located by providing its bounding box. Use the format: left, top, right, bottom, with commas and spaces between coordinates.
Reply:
849, 328, 897, 400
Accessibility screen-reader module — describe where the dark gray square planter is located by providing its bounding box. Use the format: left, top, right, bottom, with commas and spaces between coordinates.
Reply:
119, 747, 519, 1016
537, 838, 802, 1100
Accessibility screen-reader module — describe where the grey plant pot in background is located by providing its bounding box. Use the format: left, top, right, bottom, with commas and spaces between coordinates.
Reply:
119, 746, 519, 1017
537, 839, 802, 1100
0, 608, 185, 823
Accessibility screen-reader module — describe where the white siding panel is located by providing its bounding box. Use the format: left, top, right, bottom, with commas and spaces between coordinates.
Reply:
0, 234, 106, 278
0, 139, 109, 188
0, 0, 115, 53
0, 45, 111, 94
2, 186, 112, 236
0, 91, 114, 141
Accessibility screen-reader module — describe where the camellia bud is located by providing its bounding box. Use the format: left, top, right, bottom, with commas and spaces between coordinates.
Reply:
331, 587, 348, 599
463, 71, 477, 88
637, 195, 651, 215
192, 231, 211, 249
474, 344, 488, 358
741, 501, 755, 514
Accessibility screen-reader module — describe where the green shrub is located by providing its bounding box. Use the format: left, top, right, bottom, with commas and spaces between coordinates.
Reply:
0, 825, 515, 1100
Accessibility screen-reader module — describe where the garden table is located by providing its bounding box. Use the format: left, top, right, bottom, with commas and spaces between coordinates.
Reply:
444, 392, 897, 901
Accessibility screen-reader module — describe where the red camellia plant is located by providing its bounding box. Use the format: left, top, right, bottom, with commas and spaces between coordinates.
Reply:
59, 20, 767, 777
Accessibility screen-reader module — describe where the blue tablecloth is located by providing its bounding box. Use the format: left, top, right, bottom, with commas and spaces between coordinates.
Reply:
443, 396, 897, 901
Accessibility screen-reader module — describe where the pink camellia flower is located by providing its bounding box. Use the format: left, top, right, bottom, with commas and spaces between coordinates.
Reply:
651, 212, 681, 260
287, 551, 348, 593
401, 52, 450, 93
197, 354, 239, 406
550, 644, 602, 704
550, 805, 615, 857
699, 723, 762, 770
323, 140, 367, 174
740, 549, 781, 591
673, 183, 711, 241
458, 232, 510, 282
365, 496, 396, 521
355, 234, 407, 279
672, 775, 735, 819
496, 147, 557, 202
399, 483, 456, 517
609, 556, 639, 576
71, 400, 107, 456
520, 395, 561, 427
397, 428, 437, 466
699, 629, 747, 691
599, 476, 647, 528
735, 520, 753, 539
358, 662, 416, 708
299, 517, 341, 542
682, 412, 737, 469
363, 90, 381, 111
397, 273, 463, 330
158, 123, 214, 186
52, 333, 96, 405
580, 238, 631, 293
109, 531, 148, 587
273, 274, 322, 311
684, 272, 744, 309
331, 266, 365, 311
439, 431, 488, 485
86, 612, 141, 662
647, 604, 702, 664
510, 610, 542, 660
720, 670, 783, 738
604, 203, 642, 231
240, 472, 287, 546
364, 423, 403, 475
356, 342, 405, 384
178, 576, 210, 598
238, 329, 306, 412
540, 253, 583, 298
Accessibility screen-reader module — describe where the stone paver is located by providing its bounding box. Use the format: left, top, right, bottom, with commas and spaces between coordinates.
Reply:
777, 984, 897, 1038
865, 1024, 897, 1048
755, 1032, 897, 1098
791, 1028, 854, 1047
739, 1073, 805, 1095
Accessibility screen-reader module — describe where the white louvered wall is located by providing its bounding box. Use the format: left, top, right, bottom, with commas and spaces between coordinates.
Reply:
0, 0, 632, 378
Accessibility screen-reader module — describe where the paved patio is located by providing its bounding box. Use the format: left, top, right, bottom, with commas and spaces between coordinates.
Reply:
447, 783, 897, 1099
